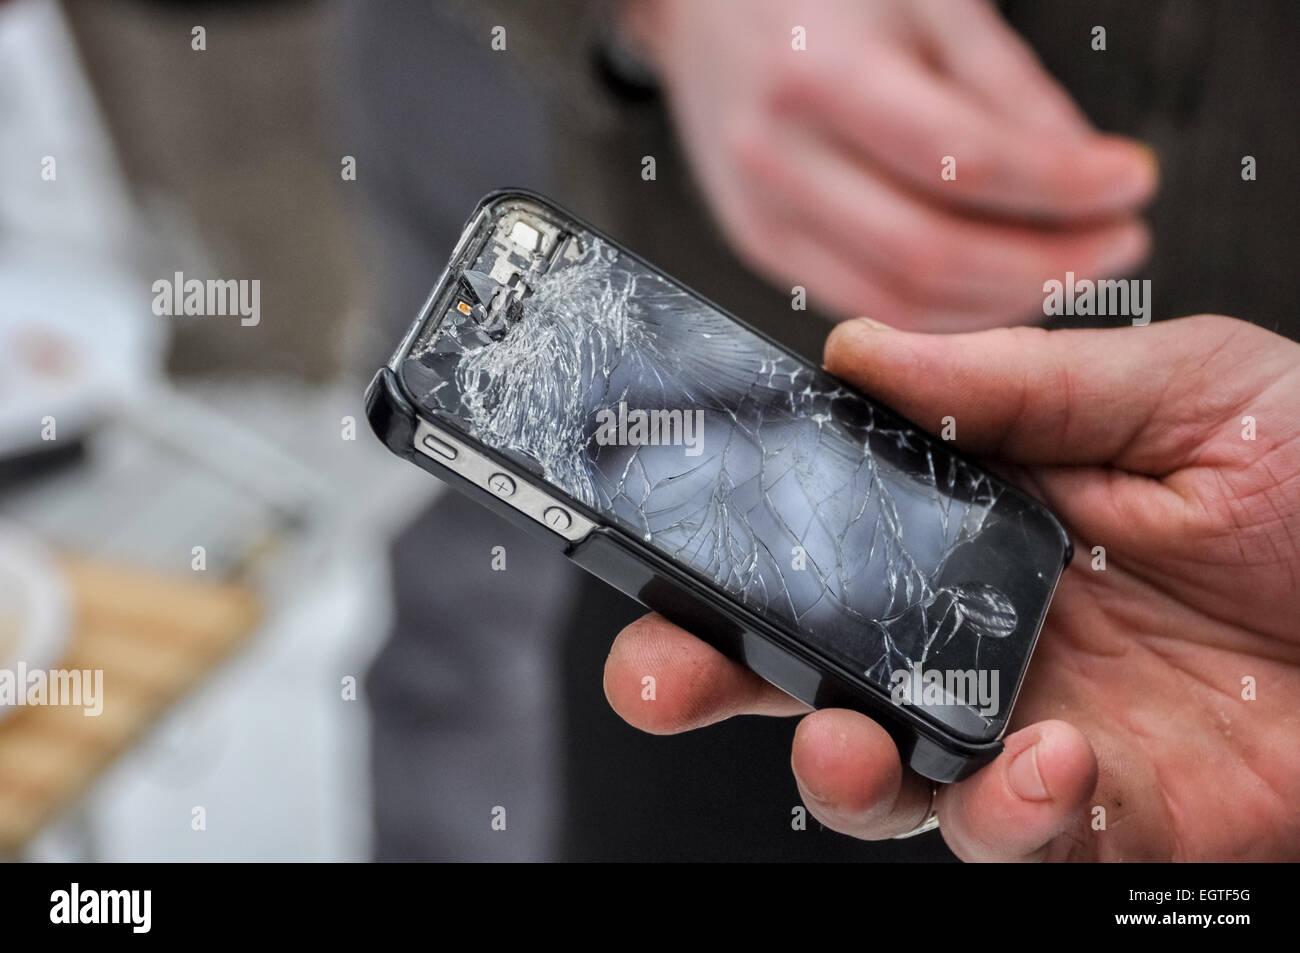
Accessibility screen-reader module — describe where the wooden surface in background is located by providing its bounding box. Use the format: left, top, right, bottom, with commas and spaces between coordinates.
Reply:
0, 557, 259, 852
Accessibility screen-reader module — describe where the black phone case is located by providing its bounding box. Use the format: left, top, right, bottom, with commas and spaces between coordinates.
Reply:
366, 189, 1072, 783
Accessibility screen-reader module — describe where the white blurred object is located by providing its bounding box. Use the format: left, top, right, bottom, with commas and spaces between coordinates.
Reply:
0, 0, 142, 256
0, 0, 427, 861
10, 379, 433, 860
0, 253, 160, 456
0, 0, 164, 456
0, 524, 71, 722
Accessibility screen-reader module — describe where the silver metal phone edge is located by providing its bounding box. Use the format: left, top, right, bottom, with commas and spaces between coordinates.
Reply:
412, 418, 597, 544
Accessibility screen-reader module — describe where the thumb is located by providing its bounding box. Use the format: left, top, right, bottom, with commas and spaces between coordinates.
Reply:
824, 314, 1257, 474
939, 720, 1098, 862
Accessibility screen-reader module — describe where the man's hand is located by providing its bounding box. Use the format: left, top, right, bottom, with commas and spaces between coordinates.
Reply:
603, 315, 1300, 861
621, 0, 1158, 329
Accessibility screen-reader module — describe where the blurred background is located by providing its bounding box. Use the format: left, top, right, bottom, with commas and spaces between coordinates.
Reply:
0, 0, 425, 861
1, 0, 1295, 861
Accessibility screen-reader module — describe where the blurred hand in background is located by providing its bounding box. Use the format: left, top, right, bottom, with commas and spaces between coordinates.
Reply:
621, 0, 1158, 329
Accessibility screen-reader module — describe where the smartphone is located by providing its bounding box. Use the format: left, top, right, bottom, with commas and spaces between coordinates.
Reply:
366, 189, 1072, 783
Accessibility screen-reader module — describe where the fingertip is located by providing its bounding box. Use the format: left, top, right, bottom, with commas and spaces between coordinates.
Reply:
942, 719, 1098, 862
1092, 219, 1152, 277
602, 614, 698, 734
1136, 141, 1161, 182
1084, 135, 1160, 211
823, 316, 910, 384
1007, 720, 1098, 808
791, 709, 903, 816
603, 614, 805, 734
824, 315, 893, 355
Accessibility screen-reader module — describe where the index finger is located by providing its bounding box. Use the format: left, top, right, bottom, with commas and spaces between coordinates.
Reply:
822, 314, 1270, 474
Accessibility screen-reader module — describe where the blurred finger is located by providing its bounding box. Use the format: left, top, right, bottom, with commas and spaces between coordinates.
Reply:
738, 123, 1149, 318
788, 44, 1158, 221
734, 209, 1025, 330
914, 0, 1093, 137
729, 208, 922, 324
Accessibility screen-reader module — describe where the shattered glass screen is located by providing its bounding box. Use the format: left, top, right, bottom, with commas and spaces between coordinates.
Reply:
400, 202, 1068, 739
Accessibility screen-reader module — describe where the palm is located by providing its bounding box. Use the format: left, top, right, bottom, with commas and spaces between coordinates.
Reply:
1010, 454, 1300, 861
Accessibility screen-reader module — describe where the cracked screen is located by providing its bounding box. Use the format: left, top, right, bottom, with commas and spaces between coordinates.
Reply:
399, 199, 1068, 740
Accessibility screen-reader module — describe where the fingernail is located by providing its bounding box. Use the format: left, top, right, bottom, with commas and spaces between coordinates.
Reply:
1109, 143, 1159, 206
853, 316, 893, 331
1008, 743, 1051, 801
1138, 142, 1160, 169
